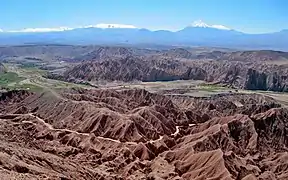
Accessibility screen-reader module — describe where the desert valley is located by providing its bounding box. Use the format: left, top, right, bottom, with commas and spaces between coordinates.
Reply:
0, 44, 287, 179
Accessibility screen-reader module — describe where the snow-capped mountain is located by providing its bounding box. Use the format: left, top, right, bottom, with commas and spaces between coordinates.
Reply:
1, 21, 231, 33
0, 22, 287, 50
192, 20, 231, 30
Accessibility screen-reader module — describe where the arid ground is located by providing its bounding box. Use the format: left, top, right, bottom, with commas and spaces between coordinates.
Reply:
0, 45, 287, 179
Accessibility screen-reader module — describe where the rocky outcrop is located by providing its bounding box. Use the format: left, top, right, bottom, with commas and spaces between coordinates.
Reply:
0, 63, 6, 73
161, 48, 195, 59
72, 46, 134, 61
198, 50, 288, 62
243, 67, 288, 91
56, 53, 288, 92
61, 56, 209, 82
245, 69, 268, 90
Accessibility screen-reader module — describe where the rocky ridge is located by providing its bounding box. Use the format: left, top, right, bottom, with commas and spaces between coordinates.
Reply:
0, 89, 287, 179
58, 55, 288, 92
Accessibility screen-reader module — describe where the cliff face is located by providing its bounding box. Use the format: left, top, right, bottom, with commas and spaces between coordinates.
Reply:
0, 63, 6, 73
267, 72, 288, 92
244, 69, 268, 90
244, 69, 288, 91
190, 61, 288, 92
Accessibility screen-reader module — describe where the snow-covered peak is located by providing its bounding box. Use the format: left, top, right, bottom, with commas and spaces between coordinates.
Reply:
192, 20, 231, 30
84, 23, 137, 29
192, 20, 210, 28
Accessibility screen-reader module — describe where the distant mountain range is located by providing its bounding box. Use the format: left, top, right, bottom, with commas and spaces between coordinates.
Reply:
0, 22, 288, 51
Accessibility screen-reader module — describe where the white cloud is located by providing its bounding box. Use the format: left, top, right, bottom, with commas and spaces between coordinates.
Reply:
5, 23, 138, 33
0, 29, 3, 32
192, 20, 231, 30
8, 27, 73, 33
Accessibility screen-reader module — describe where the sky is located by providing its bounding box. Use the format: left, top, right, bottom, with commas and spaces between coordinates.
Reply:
0, 0, 287, 33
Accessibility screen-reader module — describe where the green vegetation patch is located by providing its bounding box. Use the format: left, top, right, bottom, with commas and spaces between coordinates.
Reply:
10, 83, 43, 92
196, 83, 228, 92
0, 72, 26, 86
21, 66, 48, 76
0, 72, 43, 92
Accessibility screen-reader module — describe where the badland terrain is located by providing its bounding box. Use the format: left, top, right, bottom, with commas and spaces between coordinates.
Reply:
0, 45, 288, 179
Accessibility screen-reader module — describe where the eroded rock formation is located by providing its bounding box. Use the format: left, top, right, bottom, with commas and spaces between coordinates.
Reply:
0, 89, 287, 179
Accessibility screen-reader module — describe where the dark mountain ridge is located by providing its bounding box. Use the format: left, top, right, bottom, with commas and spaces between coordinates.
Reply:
49, 48, 288, 92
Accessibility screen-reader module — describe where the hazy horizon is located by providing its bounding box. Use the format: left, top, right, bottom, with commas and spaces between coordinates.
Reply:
1, 0, 287, 33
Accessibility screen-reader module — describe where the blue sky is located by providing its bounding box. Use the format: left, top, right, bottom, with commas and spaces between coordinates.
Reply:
0, 0, 287, 33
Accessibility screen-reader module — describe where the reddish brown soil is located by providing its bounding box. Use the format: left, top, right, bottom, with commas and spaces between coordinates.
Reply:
0, 89, 287, 179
